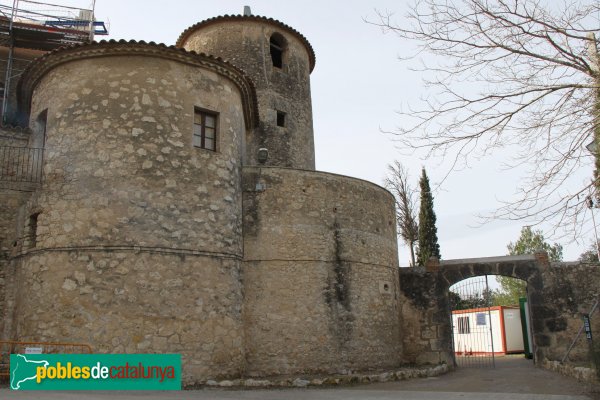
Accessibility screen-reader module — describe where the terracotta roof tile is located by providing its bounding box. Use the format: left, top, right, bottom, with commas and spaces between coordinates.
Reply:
176, 15, 316, 72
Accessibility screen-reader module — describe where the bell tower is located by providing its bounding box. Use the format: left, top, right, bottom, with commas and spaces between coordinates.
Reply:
177, 11, 316, 170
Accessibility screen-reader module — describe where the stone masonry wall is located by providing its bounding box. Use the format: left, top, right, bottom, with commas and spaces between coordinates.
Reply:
534, 262, 600, 368
0, 191, 31, 337
0, 126, 35, 338
7, 45, 253, 383
0, 125, 29, 147
0, 191, 30, 255
242, 166, 401, 376
26, 54, 246, 253
12, 251, 244, 383
397, 268, 454, 365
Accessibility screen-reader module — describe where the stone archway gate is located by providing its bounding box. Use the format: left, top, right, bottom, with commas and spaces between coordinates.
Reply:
397, 253, 600, 379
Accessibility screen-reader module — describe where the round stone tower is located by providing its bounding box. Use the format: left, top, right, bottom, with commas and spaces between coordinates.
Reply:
177, 14, 316, 170
15, 40, 259, 383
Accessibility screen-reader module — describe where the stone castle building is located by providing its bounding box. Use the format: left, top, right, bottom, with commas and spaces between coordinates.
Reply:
0, 12, 403, 382
1, 10, 599, 385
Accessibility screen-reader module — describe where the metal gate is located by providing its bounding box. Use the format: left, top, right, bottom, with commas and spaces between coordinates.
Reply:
449, 275, 495, 368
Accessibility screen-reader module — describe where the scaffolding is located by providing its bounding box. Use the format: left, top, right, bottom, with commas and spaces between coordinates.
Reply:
0, 0, 108, 124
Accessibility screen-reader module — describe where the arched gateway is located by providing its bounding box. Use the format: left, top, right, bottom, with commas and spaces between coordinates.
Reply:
398, 252, 600, 380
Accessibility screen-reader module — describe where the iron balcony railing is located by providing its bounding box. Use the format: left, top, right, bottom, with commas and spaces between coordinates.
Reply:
0, 146, 44, 185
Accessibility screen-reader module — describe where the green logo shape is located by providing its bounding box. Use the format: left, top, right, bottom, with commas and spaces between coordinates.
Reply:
10, 354, 181, 390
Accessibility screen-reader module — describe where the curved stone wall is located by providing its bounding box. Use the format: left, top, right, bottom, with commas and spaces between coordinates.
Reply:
26, 51, 247, 253
14, 251, 243, 382
179, 18, 315, 170
11, 44, 253, 382
242, 166, 401, 375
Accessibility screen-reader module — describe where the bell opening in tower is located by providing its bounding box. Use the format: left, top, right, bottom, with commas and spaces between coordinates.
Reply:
269, 33, 286, 69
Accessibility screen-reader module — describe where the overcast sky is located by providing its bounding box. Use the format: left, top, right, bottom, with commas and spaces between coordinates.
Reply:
41, 0, 595, 264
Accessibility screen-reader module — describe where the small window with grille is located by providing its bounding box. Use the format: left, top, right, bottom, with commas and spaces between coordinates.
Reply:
193, 108, 218, 151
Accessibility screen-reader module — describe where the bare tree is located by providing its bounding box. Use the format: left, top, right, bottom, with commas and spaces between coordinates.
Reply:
385, 161, 419, 266
370, 0, 600, 238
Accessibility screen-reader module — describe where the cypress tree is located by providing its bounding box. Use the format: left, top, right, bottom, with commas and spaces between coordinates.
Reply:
417, 168, 441, 265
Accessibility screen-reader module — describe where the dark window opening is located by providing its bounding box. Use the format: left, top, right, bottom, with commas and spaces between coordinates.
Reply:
457, 316, 470, 334
36, 109, 48, 149
276, 111, 286, 127
28, 212, 40, 248
0, 83, 4, 123
193, 108, 218, 151
270, 34, 285, 69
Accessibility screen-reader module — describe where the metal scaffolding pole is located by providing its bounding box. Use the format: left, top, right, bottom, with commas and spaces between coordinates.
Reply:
2, 0, 19, 124
88, 0, 96, 42
0, 0, 107, 124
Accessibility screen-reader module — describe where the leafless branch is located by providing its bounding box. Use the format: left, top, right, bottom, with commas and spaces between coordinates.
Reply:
368, 0, 600, 239
384, 161, 419, 266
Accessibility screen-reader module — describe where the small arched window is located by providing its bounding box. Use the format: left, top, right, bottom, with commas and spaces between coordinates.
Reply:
269, 33, 286, 69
